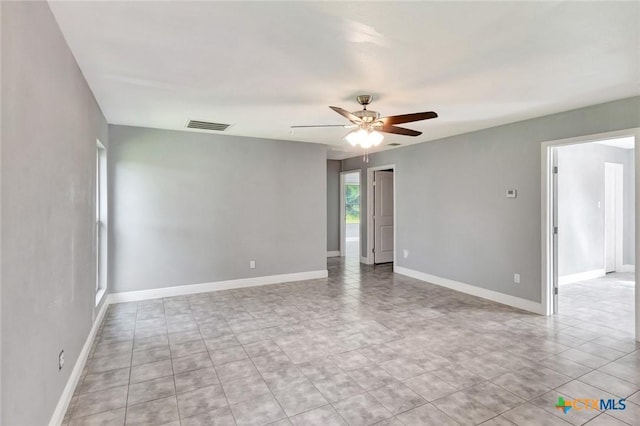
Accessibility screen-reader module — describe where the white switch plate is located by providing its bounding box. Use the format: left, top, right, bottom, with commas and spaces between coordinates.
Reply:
249, 260, 256, 269
506, 189, 517, 198
514, 273, 520, 284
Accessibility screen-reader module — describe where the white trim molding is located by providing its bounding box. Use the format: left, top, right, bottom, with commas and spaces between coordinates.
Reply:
360, 256, 372, 265
395, 266, 545, 315
95, 287, 107, 306
49, 301, 109, 426
621, 264, 635, 273
327, 251, 341, 258
108, 269, 328, 304
558, 269, 606, 285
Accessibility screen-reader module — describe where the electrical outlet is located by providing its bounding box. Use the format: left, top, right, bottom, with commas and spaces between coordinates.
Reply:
514, 273, 520, 284
59, 350, 65, 371
249, 260, 256, 269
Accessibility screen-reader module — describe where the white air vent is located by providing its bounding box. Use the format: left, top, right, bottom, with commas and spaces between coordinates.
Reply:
186, 120, 230, 131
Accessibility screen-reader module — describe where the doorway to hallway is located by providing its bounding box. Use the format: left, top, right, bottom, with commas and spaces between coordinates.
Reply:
341, 171, 361, 259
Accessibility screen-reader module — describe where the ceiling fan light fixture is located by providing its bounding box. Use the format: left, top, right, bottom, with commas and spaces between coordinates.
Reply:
345, 129, 383, 148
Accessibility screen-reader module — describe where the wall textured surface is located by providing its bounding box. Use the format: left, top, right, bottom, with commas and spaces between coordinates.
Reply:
557, 143, 635, 276
109, 126, 327, 293
1, 2, 108, 424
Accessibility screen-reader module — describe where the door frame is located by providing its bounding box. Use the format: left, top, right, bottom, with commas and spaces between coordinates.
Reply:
95, 139, 107, 306
340, 170, 362, 258
366, 164, 396, 265
540, 127, 639, 341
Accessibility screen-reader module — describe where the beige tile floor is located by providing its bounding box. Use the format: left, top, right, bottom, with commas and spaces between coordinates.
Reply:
63, 259, 639, 425
559, 272, 635, 337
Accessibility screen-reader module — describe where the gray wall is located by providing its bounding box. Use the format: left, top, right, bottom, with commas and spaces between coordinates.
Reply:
109, 126, 326, 293
557, 143, 635, 276
343, 97, 640, 303
327, 160, 341, 253
1, 2, 109, 425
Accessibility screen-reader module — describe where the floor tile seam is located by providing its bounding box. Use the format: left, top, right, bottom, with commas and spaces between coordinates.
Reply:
366, 387, 428, 416
571, 370, 640, 399
487, 378, 553, 406
585, 412, 634, 426
201, 321, 262, 423
163, 349, 180, 424
168, 341, 209, 359
76, 370, 134, 396
68, 305, 129, 420
123, 332, 140, 425
69, 388, 130, 421
125, 390, 179, 412
65, 406, 127, 424
129, 366, 175, 385
327, 392, 392, 424
243, 345, 302, 419
547, 348, 614, 370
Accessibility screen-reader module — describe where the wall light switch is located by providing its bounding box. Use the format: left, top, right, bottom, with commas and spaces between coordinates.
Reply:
514, 273, 520, 284
506, 189, 517, 198
249, 260, 256, 269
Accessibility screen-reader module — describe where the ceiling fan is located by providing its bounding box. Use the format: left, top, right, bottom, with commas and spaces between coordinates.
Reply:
291, 95, 438, 147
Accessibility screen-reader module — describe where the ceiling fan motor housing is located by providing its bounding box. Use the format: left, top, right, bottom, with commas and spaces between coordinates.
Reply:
353, 109, 380, 122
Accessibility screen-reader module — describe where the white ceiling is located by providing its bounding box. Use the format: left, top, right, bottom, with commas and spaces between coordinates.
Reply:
48, 1, 640, 159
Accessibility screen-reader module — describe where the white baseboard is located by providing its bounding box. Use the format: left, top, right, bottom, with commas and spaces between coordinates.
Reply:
360, 256, 372, 265
394, 266, 545, 315
327, 251, 340, 258
620, 264, 635, 273
558, 269, 606, 285
108, 269, 328, 304
49, 300, 109, 426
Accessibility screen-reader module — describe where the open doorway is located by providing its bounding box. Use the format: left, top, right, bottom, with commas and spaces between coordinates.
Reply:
550, 136, 635, 336
340, 171, 361, 259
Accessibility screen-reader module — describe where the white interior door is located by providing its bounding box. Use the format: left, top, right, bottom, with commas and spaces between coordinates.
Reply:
374, 171, 394, 263
604, 162, 623, 273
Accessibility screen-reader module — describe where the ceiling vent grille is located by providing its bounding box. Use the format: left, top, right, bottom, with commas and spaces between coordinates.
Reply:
387, 143, 402, 146
186, 120, 230, 131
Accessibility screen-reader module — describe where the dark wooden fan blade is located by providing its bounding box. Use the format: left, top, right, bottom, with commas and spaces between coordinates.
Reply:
290, 124, 352, 128
329, 106, 362, 124
379, 125, 422, 137
380, 111, 438, 125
